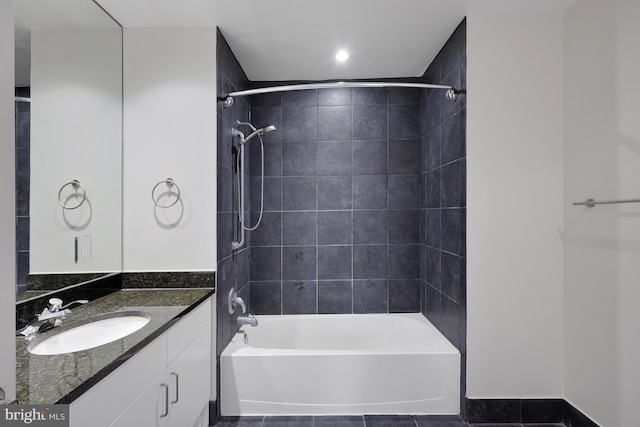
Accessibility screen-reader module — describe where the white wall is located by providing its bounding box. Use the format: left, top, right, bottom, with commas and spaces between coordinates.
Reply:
0, 0, 16, 399
122, 27, 217, 272
563, 0, 640, 425
466, 15, 564, 398
30, 29, 122, 273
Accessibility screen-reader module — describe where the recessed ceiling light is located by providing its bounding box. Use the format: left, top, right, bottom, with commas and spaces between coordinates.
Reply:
335, 50, 350, 62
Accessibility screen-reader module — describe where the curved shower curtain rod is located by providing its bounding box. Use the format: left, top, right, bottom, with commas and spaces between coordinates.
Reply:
219, 81, 459, 108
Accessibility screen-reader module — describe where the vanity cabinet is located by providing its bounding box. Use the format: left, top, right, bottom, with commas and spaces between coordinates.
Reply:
70, 298, 212, 427
110, 324, 211, 427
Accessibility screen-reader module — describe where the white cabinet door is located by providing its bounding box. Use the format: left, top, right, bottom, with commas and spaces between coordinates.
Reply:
71, 336, 166, 427
110, 369, 169, 427
166, 324, 211, 427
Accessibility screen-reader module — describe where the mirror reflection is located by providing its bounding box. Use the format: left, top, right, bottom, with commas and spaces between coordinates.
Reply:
14, 0, 123, 297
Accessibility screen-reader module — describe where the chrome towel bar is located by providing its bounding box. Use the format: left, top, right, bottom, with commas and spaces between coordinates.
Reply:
572, 198, 640, 208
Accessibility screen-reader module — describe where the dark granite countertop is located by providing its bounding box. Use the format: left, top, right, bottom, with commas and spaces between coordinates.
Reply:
16, 291, 50, 303
16, 288, 214, 405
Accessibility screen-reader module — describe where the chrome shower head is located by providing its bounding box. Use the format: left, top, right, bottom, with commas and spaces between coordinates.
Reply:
242, 125, 276, 143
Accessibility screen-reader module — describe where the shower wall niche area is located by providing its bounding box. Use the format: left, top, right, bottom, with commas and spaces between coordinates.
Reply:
216, 19, 466, 357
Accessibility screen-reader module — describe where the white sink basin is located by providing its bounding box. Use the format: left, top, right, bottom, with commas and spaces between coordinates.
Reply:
28, 312, 151, 355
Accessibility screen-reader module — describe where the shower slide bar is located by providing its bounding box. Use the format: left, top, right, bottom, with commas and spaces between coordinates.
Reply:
573, 197, 640, 208
231, 129, 247, 251
231, 122, 276, 250
220, 81, 459, 108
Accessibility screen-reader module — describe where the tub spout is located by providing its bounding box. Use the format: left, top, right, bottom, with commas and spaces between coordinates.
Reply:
237, 315, 258, 327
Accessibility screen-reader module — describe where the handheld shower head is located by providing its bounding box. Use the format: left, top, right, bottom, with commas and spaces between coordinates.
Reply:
242, 125, 276, 143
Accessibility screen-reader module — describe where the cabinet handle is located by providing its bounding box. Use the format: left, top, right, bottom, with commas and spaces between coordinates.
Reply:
160, 383, 169, 417
170, 372, 179, 404
0, 387, 17, 405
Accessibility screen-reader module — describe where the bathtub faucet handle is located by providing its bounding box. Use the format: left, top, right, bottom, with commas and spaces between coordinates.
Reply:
228, 288, 247, 314
234, 296, 247, 314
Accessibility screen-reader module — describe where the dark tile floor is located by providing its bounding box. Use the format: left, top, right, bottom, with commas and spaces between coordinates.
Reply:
215, 415, 566, 427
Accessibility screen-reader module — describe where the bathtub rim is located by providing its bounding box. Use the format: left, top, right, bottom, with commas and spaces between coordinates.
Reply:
223, 312, 460, 356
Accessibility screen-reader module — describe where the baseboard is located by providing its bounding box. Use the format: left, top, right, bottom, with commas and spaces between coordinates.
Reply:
209, 400, 218, 426
465, 398, 599, 426
564, 401, 600, 427
208, 397, 597, 426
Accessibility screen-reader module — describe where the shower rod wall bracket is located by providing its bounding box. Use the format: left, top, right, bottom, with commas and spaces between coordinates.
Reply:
220, 81, 459, 108
220, 96, 234, 108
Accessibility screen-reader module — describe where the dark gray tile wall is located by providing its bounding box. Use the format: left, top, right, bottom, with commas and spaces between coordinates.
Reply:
216, 30, 251, 363
247, 83, 425, 315
15, 87, 30, 294
419, 19, 467, 409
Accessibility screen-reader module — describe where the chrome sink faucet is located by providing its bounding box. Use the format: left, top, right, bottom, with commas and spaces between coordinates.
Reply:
18, 298, 88, 339
37, 298, 89, 321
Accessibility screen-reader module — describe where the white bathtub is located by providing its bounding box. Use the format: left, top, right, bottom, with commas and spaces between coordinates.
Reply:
220, 313, 460, 416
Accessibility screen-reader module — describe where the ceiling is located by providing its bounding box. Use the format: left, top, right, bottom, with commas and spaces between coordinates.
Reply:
97, 0, 576, 81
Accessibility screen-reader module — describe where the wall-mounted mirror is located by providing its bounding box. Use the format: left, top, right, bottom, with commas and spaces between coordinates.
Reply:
14, 0, 123, 297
